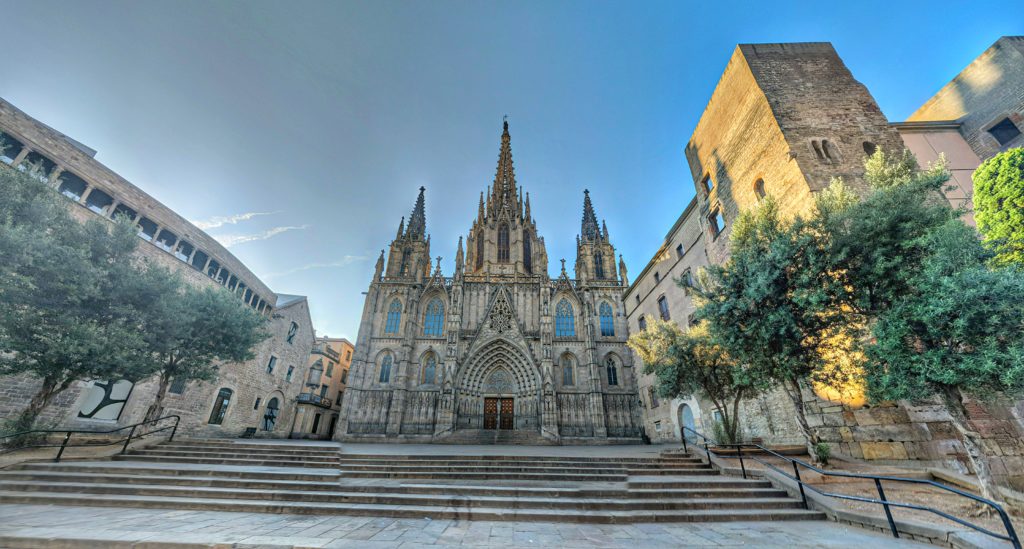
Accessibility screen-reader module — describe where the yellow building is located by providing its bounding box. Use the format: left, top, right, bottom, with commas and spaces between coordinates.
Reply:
292, 336, 354, 439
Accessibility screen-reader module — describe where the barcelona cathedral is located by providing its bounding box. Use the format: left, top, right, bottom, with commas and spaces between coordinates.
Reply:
336, 121, 642, 444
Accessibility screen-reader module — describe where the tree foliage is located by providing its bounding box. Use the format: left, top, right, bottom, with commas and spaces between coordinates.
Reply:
628, 319, 752, 444
973, 147, 1024, 267
0, 167, 157, 426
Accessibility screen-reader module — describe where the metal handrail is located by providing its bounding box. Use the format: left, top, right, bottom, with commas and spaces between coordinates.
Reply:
0, 415, 181, 462
681, 425, 1020, 548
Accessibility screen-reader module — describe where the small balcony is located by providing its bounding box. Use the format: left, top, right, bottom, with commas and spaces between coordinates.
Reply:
297, 392, 333, 409
311, 343, 340, 361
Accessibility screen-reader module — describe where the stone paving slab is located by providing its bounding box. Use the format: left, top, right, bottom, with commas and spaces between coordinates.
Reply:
0, 503, 931, 547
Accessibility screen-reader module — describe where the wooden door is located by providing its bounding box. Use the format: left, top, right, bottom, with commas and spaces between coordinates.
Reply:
483, 397, 498, 430
499, 398, 514, 430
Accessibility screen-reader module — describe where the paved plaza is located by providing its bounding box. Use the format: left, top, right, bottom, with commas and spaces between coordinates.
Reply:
0, 503, 930, 548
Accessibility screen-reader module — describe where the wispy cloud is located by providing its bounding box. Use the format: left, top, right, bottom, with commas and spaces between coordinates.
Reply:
191, 211, 280, 230
261, 255, 369, 280
215, 225, 310, 248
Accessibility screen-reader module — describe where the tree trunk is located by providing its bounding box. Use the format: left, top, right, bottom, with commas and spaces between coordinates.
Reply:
940, 385, 1006, 509
144, 370, 173, 423
19, 375, 61, 428
729, 392, 744, 444
783, 376, 820, 462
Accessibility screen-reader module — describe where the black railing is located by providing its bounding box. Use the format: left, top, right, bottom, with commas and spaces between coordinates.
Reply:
681, 426, 1020, 548
0, 415, 180, 463
296, 392, 333, 408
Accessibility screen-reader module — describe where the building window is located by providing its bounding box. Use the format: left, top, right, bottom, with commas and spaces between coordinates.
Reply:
497, 224, 510, 262
635, 295, 640, 305
655, 420, 662, 432
286, 365, 294, 382
311, 413, 321, 434
319, 385, 328, 398
341, 369, 348, 384
154, 229, 177, 252
822, 140, 836, 161
701, 174, 713, 194
561, 354, 575, 386
648, 386, 660, 408
555, 299, 575, 337
594, 251, 604, 278
85, 188, 114, 215
599, 302, 615, 336
137, 217, 158, 242
262, 398, 279, 430
345, 350, 352, 361
422, 353, 437, 384
658, 296, 670, 321
0, 131, 25, 164
326, 362, 334, 377
385, 299, 402, 334
708, 208, 723, 238
988, 117, 1022, 146
654, 272, 661, 284
812, 140, 825, 160
399, 248, 411, 276
475, 234, 484, 270
423, 298, 445, 336
606, 356, 618, 386
168, 378, 186, 395
286, 322, 298, 344
681, 269, 693, 294
379, 354, 393, 383
753, 178, 766, 201
863, 141, 877, 156
208, 388, 232, 425
112, 203, 137, 222
253, 397, 262, 410
523, 231, 533, 273
638, 316, 647, 331
266, 356, 277, 374
190, 249, 209, 271
676, 243, 684, 258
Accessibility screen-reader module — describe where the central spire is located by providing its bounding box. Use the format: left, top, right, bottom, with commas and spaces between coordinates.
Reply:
581, 189, 600, 240
489, 118, 521, 220
406, 186, 427, 240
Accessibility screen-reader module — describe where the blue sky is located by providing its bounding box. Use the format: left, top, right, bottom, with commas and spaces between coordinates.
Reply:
2, 1, 1021, 340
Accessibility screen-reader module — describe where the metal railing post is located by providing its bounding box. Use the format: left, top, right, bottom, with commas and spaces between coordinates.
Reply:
737, 445, 746, 479
121, 425, 136, 454
874, 478, 899, 538
792, 461, 807, 508
704, 441, 711, 464
994, 506, 1022, 549
682, 433, 688, 454
169, 417, 179, 442
54, 431, 72, 462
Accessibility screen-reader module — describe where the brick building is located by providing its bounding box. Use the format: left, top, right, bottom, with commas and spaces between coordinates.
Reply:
0, 97, 316, 439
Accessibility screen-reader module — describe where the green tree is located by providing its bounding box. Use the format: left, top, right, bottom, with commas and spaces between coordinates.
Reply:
628, 319, 752, 444
0, 167, 157, 429
692, 197, 845, 457
973, 147, 1024, 267
865, 219, 1024, 506
130, 267, 270, 423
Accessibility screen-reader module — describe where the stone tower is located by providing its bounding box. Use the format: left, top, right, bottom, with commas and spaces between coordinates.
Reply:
574, 190, 619, 285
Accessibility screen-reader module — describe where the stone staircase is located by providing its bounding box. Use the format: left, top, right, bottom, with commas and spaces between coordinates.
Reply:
0, 440, 825, 523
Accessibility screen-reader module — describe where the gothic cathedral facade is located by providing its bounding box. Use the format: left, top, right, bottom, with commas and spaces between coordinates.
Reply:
336, 122, 642, 444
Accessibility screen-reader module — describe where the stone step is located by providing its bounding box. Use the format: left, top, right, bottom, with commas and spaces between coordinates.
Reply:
333, 463, 710, 474
0, 490, 825, 523
0, 481, 804, 511
128, 449, 341, 461
170, 440, 338, 451
336, 470, 633, 481
333, 457, 704, 466
0, 471, 780, 498
15, 462, 339, 482
153, 445, 341, 458
334, 453, 673, 463
110, 454, 340, 467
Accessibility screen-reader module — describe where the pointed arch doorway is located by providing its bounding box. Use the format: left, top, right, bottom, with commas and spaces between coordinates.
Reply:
456, 338, 541, 432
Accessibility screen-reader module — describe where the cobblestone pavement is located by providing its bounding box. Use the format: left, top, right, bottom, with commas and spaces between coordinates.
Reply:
0, 504, 930, 548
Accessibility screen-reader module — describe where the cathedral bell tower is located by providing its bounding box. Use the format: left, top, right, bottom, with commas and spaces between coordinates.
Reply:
384, 186, 432, 282
464, 120, 548, 280
574, 190, 618, 284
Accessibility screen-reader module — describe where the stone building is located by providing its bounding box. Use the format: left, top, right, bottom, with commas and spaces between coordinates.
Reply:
636, 39, 1024, 488
622, 198, 706, 443
337, 121, 642, 444
293, 337, 354, 439
0, 97, 316, 439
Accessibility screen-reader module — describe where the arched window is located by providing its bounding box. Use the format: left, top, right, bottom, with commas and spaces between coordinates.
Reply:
599, 302, 614, 336
497, 224, 510, 262
555, 299, 575, 337
208, 388, 232, 425
812, 140, 825, 160
606, 356, 619, 386
400, 248, 411, 276
385, 299, 402, 334
422, 353, 437, 384
753, 178, 766, 201
475, 234, 484, 270
261, 397, 279, 430
561, 354, 575, 386
379, 354, 393, 383
523, 231, 532, 273
822, 140, 835, 161
863, 141, 877, 156
423, 298, 444, 336
594, 251, 604, 279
